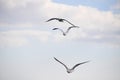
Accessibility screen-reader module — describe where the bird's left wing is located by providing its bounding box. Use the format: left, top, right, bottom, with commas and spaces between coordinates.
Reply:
46, 18, 58, 22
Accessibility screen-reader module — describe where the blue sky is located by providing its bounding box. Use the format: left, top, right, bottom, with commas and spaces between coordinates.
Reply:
0, 0, 120, 80
53, 0, 117, 10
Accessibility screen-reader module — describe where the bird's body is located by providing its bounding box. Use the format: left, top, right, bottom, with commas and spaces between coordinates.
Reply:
54, 57, 89, 73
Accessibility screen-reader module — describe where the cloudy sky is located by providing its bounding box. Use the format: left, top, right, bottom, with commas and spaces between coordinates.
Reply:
0, 0, 120, 80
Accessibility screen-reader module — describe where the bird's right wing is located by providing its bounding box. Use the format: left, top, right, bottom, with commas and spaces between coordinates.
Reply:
63, 19, 75, 26
66, 26, 73, 33
54, 57, 68, 70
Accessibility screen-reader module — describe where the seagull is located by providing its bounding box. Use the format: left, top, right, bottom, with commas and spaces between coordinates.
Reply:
46, 18, 75, 26
54, 57, 90, 73
52, 26, 79, 36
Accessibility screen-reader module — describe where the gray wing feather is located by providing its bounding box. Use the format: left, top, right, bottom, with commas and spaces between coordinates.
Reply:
72, 61, 90, 70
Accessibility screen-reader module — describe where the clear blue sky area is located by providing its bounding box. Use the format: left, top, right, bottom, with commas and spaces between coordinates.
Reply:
53, 0, 117, 10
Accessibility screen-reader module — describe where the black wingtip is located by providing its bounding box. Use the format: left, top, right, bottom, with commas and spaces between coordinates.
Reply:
54, 57, 58, 61
53, 57, 56, 59
85, 60, 90, 63
46, 20, 49, 22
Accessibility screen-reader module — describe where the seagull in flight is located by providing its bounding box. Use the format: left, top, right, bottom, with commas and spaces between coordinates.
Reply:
46, 18, 75, 26
52, 25, 79, 36
54, 57, 90, 73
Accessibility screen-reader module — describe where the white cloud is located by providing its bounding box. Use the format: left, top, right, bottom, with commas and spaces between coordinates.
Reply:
0, 30, 52, 47
0, 0, 120, 47
0, 35, 28, 48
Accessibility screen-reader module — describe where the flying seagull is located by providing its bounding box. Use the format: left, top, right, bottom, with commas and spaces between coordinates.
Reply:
46, 18, 75, 26
54, 57, 90, 73
52, 25, 79, 36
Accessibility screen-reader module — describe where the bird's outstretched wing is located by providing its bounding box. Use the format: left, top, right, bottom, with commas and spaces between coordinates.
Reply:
46, 18, 59, 22
63, 19, 75, 26
52, 28, 66, 36
46, 18, 62, 22
54, 57, 68, 70
52, 28, 64, 32
72, 61, 90, 70
66, 26, 74, 33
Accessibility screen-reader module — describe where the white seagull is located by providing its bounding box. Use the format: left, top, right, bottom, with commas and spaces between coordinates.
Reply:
46, 18, 75, 26
52, 25, 79, 36
54, 57, 90, 73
